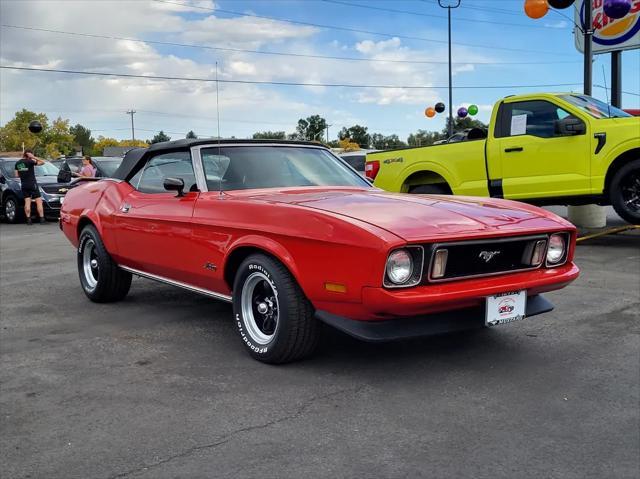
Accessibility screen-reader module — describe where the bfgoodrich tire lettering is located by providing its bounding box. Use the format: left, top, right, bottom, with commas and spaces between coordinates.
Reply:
610, 159, 640, 224
233, 254, 318, 364
77, 225, 132, 302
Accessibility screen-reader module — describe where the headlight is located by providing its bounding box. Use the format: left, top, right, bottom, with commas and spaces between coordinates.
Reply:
386, 249, 413, 285
546, 233, 567, 266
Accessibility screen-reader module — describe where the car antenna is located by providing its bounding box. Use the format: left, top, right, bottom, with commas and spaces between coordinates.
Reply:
215, 61, 224, 199
601, 64, 612, 118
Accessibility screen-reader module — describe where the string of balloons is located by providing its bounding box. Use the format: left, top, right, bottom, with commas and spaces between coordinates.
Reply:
424, 103, 479, 119
524, 0, 631, 20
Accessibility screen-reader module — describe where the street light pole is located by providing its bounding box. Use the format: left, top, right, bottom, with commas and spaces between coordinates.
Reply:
438, 0, 461, 137
126, 110, 136, 141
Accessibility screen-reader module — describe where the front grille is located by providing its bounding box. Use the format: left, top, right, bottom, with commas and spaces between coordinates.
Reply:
41, 184, 74, 194
426, 235, 547, 282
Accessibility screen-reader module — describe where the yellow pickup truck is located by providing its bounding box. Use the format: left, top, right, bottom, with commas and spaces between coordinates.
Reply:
366, 93, 640, 223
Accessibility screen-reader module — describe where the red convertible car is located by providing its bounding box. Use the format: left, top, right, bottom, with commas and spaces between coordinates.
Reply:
60, 139, 579, 363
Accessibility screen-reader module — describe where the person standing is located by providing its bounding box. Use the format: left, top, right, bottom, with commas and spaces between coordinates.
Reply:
73, 156, 97, 178
14, 150, 46, 225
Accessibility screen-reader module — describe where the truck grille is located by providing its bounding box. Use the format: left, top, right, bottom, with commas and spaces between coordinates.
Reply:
426, 235, 548, 282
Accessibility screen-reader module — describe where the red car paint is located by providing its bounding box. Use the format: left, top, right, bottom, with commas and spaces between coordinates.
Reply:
60, 177, 579, 322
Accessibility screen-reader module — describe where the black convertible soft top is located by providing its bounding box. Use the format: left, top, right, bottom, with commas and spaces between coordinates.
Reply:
111, 139, 328, 181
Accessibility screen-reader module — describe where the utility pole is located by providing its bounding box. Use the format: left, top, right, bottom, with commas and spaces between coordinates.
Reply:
583, 2, 593, 95
126, 110, 136, 141
438, 0, 461, 137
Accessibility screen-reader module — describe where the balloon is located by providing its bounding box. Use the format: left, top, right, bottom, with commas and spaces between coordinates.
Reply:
425, 107, 436, 118
524, 0, 549, 19
28, 120, 43, 134
468, 104, 479, 116
435, 102, 446, 113
604, 0, 631, 20
457, 107, 468, 118
547, 0, 575, 9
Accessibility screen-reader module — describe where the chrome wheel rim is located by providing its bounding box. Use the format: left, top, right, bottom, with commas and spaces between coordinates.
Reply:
240, 272, 279, 345
621, 171, 640, 213
82, 238, 99, 291
5, 199, 16, 222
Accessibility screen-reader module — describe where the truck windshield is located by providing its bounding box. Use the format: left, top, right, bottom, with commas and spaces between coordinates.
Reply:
560, 95, 631, 119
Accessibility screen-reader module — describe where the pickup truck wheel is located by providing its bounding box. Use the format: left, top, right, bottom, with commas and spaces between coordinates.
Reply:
78, 225, 132, 302
610, 159, 640, 224
233, 254, 319, 364
3, 196, 22, 224
409, 184, 450, 194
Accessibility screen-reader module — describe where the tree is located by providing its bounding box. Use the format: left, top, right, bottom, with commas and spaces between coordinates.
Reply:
70, 124, 94, 154
0, 109, 49, 155
407, 129, 446, 147
93, 136, 120, 155
443, 117, 488, 136
186, 130, 197, 139
339, 138, 360, 152
338, 125, 369, 148
42, 117, 76, 158
119, 139, 149, 148
151, 131, 171, 144
295, 115, 327, 141
370, 133, 406, 150
253, 131, 286, 140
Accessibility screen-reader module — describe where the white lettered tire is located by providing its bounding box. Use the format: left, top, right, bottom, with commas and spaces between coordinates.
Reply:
232, 254, 319, 363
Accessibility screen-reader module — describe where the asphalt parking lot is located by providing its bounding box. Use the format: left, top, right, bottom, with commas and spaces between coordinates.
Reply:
1, 215, 638, 479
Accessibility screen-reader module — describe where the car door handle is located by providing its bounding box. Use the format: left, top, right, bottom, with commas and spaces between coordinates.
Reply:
504, 147, 523, 153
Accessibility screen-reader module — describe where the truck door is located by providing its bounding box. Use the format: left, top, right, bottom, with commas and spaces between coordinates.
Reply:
493, 99, 591, 200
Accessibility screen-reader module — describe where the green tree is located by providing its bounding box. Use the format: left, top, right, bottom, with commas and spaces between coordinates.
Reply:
186, 130, 197, 139
443, 117, 488, 136
70, 123, 94, 154
0, 109, 49, 155
151, 130, 171, 144
42, 117, 75, 157
252, 131, 286, 140
370, 133, 406, 150
295, 115, 327, 141
92, 136, 120, 155
338, 125, 369, 148
407, 129, 446, 147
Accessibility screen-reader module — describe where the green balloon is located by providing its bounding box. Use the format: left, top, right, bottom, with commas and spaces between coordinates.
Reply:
468, 104, 479, 116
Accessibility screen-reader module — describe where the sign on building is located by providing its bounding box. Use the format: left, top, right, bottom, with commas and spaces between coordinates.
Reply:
575, 0, 640, 53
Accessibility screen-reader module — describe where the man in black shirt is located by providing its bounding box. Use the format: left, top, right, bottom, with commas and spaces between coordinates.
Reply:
14, 150, 46, 225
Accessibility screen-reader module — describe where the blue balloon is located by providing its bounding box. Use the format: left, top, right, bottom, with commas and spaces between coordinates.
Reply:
604, 0, 632, 19
457, 107, 468, 118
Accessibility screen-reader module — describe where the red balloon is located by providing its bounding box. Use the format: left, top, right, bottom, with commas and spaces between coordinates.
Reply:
524, 0, 549, 19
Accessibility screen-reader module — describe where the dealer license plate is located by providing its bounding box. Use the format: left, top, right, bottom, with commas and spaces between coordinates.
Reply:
485, 290, 526, 326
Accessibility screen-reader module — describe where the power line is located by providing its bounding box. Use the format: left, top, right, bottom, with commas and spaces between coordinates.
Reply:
1, 25, 580, 66
321, 0, 569, 29
0, 65, 584, 90
152, 0, 573, 56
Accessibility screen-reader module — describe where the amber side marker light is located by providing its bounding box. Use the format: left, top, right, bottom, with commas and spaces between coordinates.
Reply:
325, 282, 347, 293
431, 249, 448, 279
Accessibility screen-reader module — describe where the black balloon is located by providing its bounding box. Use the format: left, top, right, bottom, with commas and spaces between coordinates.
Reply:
548, 0, 575, 8
28, 120, 43, 133
435, 102, 446, 113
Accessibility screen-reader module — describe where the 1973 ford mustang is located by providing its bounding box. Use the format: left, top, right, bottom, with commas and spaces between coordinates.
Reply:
60, 139, 579, 363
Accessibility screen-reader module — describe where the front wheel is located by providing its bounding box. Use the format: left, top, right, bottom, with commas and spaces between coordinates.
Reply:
3, 196, 22, 224
232, 254, 319, 363
610, 159, 640, 224
78, 225, 132, 302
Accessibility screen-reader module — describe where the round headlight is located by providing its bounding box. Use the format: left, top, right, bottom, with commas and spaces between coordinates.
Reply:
547, 234, 566, 264
386, 249, 413, 284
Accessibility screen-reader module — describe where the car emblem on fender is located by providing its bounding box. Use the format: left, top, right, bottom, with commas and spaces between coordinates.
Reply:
479, 250, 501, 262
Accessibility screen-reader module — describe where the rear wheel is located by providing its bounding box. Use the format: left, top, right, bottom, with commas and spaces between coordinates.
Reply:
610, 159, 640, 224
409, 184, 450, 194
232, 254, 318, 363
78, 225, 132, 302
3, 196, 22, 224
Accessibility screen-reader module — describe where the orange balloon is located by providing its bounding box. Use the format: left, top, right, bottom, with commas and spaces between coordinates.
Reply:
425, 107, 436, 118
524, 0, 549, 19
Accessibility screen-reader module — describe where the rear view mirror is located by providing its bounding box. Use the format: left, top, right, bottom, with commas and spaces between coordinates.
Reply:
163, 177, 185, 197
556, 117, 586, 136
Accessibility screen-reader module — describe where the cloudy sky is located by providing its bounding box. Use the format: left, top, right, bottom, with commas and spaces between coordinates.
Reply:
1, 0, 639, 142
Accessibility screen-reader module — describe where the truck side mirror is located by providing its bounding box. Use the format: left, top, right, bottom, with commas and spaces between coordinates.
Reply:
556, 117, 586, 136
163, 177, 185, 197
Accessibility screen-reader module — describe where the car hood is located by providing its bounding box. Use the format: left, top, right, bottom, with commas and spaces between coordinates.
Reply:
237, 188, 573, 241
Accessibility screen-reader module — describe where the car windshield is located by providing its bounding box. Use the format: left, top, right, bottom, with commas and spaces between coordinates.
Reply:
200, 146, 369, 191
560, 94, 631, 119
94, 159, 122, 177
1, 160, 60, 177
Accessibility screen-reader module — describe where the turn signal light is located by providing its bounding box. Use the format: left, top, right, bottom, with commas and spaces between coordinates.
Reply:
365, 160, 380, 180
324, 282, 347, 293
530, 240, 547, 266
431, 249, 448, 279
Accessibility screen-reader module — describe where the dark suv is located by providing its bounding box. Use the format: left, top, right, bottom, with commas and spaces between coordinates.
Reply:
0, 158, 76, 223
